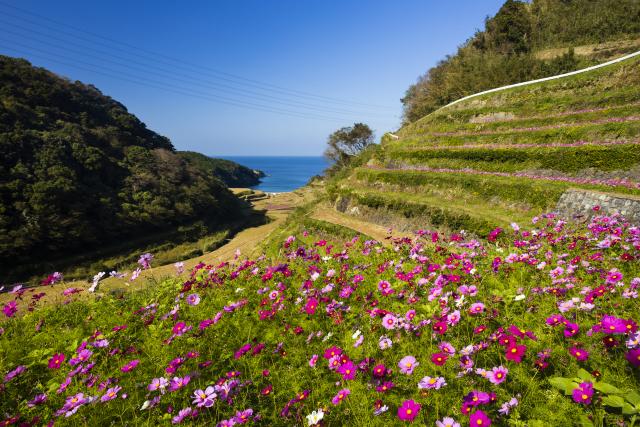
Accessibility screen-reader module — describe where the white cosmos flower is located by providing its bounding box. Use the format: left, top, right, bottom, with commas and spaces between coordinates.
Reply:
514, 294, 526, 301
306, 409, 325, 426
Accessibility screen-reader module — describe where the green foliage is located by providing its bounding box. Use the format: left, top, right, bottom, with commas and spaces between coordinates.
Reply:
0, 55, 246, 281
401, 0, 640, 122
178, 151, 265, 188
324, 123, 374, 174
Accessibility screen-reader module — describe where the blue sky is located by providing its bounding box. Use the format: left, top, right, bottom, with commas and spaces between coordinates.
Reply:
0, 0, 505, 156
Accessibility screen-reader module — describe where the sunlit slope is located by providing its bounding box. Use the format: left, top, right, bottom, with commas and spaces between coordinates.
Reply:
331, 55, 640, 235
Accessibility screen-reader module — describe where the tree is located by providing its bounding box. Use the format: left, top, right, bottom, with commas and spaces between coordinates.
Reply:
324, 123, 374, 168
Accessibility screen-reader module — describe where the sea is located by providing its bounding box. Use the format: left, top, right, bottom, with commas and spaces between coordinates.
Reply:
223, 156, 329, 193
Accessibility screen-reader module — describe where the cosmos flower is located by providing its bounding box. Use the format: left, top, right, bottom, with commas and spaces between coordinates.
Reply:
48, 353, 66, 369
382, 314, 398, 330
186, 293, 201, 306
399, 355, 419, 374
572, 382, 594, 405
397, 399, 420, 422
488, 366, 508, 384
192, 387, 217, 407
306, 409, 324, 426
418, 376, 446, 389
469, 410, 491, 426
101, 386, 122, 402
337, 361, 357, 380
331, 388, 350, 405
431, 352, 448, 366
436, 417, 460, 427
569, 347, 589, 362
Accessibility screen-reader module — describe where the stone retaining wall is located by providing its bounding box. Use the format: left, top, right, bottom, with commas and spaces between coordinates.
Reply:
556, 189, 640, 223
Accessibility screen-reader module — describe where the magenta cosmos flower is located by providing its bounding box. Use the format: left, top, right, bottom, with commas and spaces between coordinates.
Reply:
399, 356, 419, 374
505, 344, 526, 363
48, 353, 66, 369
431, 352, 448, 366
101, 386, 122, 402
569, 347, 589, 362
572, 382, 594, 405
331, 388, 350, 405
121, 359, 140, 372
337, 361, 357, 380
397, 399, 420, 422
2, 300, 17, 318
469, 410, 492, 426
626, 348, 640, 367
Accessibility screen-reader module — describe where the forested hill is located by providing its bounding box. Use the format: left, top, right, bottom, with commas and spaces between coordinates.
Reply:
0, 55, 246, 277
178, 151, 265, 188
402, 0, 640, 123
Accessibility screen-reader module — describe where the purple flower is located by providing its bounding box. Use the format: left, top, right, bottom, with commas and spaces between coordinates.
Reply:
418, 375, 446, 389
192, 386, 217, 407
186, 293, 201, 306
138, 253, 154, 270
172, 407, 194, 424
399, 355, 418, 375
27, 393, 47, 407
169, 376, 191, 391
148, 377, 168, 392
2, 300, 18, 317
101, 386, 122, 402
572, 382, 594, 405
233, 408, 254, 424
121, 359, 140, 372
4, 365, 26, 383
331, 388, 350, 405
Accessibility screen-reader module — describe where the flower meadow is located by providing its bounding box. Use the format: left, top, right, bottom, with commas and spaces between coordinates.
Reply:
1, 213, 640, 426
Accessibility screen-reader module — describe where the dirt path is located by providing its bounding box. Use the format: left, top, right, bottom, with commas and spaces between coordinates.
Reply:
310, 203, 412, 246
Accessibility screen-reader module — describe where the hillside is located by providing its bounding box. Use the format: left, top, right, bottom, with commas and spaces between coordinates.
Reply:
0, 55, 252, 281
401, 0, 640, 122
329, 53, 640, 237
178, 151, 265, 188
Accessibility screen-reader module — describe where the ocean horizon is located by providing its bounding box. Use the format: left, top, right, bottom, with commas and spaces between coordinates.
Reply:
222, 155, 329, 193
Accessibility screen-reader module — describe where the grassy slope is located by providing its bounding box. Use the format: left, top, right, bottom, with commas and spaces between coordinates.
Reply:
329, 55, 640, 236
1, 213, 639, 426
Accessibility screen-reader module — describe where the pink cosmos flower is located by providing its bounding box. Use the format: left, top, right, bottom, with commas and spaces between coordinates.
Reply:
309, 354, 319, 367
121, 359, 140, 372
382, 313, 397, 330
436, 417, 460, 427
192, 386, 217, 407
186, 294, 201, 306
489, 366, 508, 384
399, 355, 419, 375
171, 407, 194, 424
331, 388, 350, 405
418, 376, 446, 389
397, 399, 420, 422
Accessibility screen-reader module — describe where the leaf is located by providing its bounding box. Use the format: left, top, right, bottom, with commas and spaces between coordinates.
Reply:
602, 395, 625, 408
594, 382, 623, 395
577, 415, 594, 427
626, 391, 640, 406
549, 377, 577, 393
576, 368, 593, 381
622, 403, 640, 415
